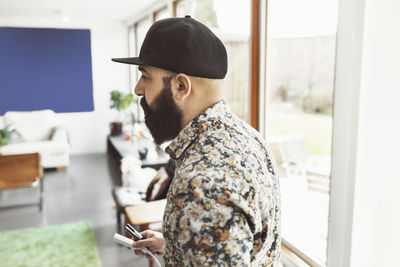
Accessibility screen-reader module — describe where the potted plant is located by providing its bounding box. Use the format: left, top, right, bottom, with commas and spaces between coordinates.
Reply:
0, 128, 11, 146
109, 90, 134, 136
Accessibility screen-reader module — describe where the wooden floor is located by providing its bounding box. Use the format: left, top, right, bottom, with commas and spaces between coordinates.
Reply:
0, 153, 159, 267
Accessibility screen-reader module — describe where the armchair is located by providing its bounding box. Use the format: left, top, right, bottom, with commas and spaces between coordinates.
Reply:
112, 163, 173, 233
0, 110, 70, 169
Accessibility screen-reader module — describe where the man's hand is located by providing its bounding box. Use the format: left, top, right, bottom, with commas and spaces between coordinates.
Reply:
133, 230, 164, 257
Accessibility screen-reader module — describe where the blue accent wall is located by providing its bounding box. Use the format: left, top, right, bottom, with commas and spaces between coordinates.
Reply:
0, 27, 94, 114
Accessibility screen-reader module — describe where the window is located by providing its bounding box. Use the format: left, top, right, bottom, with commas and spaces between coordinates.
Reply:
154, 7, 170, 22
264, 0, 338, 265
176, 0, 252, 123
135, 18, 152, 65
128, 26, 136, 84
131, 17, 152, 121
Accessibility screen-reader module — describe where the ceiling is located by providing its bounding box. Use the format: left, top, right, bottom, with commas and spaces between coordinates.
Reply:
0, 0, 161, 22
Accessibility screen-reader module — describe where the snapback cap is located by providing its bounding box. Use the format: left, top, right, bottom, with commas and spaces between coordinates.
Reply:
112, 16, 227, 79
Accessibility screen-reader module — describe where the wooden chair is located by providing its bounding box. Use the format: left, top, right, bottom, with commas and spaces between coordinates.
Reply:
125, 199, 167, 267
125, 198, 166, 230
270, 134, 331, 194
112, 165, 172, 234
0, 153, 44, 211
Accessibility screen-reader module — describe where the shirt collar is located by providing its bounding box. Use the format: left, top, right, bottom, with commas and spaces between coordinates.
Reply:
165, 100, 231, 160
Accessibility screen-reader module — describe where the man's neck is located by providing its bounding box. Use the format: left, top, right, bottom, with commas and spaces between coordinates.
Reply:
180, 97, 223, 129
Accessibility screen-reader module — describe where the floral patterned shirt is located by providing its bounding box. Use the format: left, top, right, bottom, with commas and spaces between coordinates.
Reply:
163, 100, 281, 266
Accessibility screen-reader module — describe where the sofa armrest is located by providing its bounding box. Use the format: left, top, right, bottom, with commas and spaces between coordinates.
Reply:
0, 116, 4, 129
50, 127, 69, 144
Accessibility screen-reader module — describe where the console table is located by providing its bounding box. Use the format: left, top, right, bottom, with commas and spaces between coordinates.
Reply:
107, 135, 169, 186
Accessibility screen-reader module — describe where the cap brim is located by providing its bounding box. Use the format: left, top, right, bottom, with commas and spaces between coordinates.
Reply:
111, 57, 145, 65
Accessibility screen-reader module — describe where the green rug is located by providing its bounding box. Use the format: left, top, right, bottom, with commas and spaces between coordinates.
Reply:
0, 221, 101, 267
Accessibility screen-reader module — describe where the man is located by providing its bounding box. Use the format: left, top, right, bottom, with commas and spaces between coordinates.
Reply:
112, 16, 281, 266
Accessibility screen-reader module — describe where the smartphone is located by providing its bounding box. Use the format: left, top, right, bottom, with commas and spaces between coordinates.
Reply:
125, 224, 144, 240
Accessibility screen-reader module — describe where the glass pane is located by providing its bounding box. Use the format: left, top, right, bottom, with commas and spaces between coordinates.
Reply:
155, 8, 170, 21
136, 18, 152, 69
177, 0, 251, 123
128, 26, 137, 86
265, 0, 338, 265
133, 18, 152, 121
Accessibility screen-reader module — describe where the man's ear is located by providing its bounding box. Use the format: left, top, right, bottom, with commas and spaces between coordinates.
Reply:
173, 73, 191, 102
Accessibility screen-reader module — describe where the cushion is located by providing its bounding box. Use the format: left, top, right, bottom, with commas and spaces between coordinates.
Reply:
113, 187, 146, 207
121, 156, 157, 190
49, 127, 69, 143
146, 167, 172, 202
7, 129, 25, 144
4, 110, 55, 142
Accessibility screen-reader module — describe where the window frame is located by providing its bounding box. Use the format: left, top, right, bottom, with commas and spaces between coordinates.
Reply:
128, 1, 365, 266
153, 6, 169, 22
258, 0, 366, 266
251, 0, 260, 130
130, 0, 260, 128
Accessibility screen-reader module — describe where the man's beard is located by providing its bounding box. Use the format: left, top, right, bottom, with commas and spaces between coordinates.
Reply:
140, 76, 183, 145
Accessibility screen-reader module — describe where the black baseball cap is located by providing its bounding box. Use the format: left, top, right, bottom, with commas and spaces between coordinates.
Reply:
112, 15, 227, 79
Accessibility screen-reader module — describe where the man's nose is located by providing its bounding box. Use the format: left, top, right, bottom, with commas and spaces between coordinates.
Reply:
134, 84, 143, 96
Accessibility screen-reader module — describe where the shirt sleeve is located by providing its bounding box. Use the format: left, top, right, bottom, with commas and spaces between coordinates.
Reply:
170, 174, 254, 266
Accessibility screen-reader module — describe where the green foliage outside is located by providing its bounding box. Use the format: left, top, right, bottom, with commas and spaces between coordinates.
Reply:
195, 0, 218, 27
182, 0, 218, 28
268, 112, 332, 155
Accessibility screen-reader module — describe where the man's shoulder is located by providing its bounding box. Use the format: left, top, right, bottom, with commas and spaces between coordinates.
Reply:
197, 114, 265, 153
179, 118, 260, 177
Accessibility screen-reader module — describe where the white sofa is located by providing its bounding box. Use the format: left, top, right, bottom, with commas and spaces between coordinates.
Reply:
0, 110, 70, 168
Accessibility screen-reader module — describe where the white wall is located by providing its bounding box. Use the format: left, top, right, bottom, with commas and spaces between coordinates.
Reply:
0, 16, 130, 154
350, 0, 400, 266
